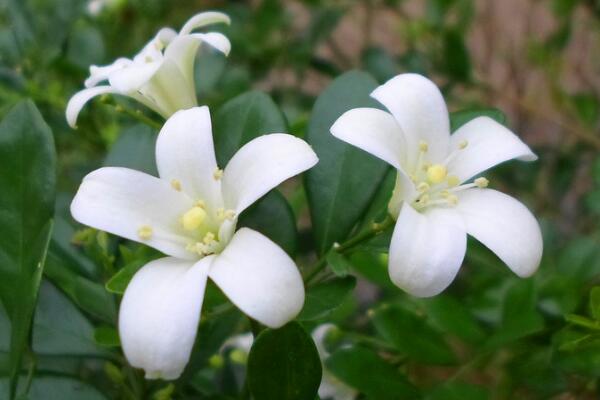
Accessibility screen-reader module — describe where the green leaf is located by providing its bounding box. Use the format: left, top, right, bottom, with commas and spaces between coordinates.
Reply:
238, 190, 298, 257
420, 295, 485, 343
105, 259, 146, 295
0, 100, 56, 399
104, 124, 158, 175
371, 305, 456, 364
441, 29, 471, 82
426, 382, 488, 400
213, 90, 287, 166
449, 108, 506, 132
591, 287, 600, 321
93, 326, 120, 348
0, 376, 107, 400
32, 281, 108, 357
305, 71, 388, 254
326, 250, 353, 277
326, 346, 419, 399
298, 277, 356, 321
248, 322, 321, 400
485, 279, 544, 348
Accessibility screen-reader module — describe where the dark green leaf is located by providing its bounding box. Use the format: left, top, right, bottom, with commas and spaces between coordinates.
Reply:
239, 190, 298, 257
426, 382, 488, 400
298, 277, 356, 321
32, 281, 108, 357
326, 250, 352, 277
591, 287, 600, 321
371, 305, 456, 364
326, 346, 418, 399
449, 108, 506, 132
104, 124, 158, 175
420, 295, 485, 343
248, 322, 321, 400
441, 29, 471, 82
213, 90, 287, 166
0, 100, 56, 399
305, 71, 388, 254
0, 376, 107, 400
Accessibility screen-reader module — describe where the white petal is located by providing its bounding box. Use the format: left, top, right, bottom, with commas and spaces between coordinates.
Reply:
108, 61, 162, 93
455, 189, 543, 277
389, 203, 466, 297
66, 86, 117, 128
179, 11, 231, 35
190, 32, 231, 55
85, 58, 133, 88
330, 107, 406, 169
447, 117, 538, 182
163, 35, 201, 89
155, 27, 177, 46
371, 73, 450, 167
222, 134, 318, 213
209, 228, 305, 328
119, 256, 212, 380
70, 167, 195, 259
156, 107, 223, 209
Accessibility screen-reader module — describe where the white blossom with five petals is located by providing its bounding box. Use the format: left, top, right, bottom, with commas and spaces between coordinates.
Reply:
71, 106, 318, 379
66, 11, 231, 128
331, 73, 543, 297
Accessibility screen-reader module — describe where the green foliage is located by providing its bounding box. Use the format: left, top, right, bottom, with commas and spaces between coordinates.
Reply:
0, 101, 56, 399
247, 322, 321, 400
298, 277, 356, 321
305, 71, 388, 254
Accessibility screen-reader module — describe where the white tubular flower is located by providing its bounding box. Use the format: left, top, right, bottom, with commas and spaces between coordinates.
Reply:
66, 11, 231, 128
70, 106, 318, 379
331, 73, 543, 297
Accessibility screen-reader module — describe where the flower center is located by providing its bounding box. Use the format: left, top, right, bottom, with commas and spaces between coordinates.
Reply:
389, 139, 489, 215
179, 200, 236, 257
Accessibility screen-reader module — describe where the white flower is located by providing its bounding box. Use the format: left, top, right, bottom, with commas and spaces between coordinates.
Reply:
66, 11, 231, 128
331, 73, 543, 297
70, 106, 318, 379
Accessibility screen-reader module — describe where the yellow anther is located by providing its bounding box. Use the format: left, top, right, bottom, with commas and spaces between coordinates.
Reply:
447, 195, 459, 205
203, 232, 216, 245
426, 164, 447, 184
195, 200, 206, 208
213, 168, 223, 180
422, 162, 431, 171
418, 194, 430, 205
209, 354, 225, 369
171, 179, 182, 191
230, 349, 248, 365
419, 141, 429, 152
475, 177, 489, 188
182, 207, 206, 231
447, 175, 460, 187
417, 182, 430, 192
137, 225, 153, 240
440, 190, 450, 198
224, 210, 236, 220
459, 140, 469, 150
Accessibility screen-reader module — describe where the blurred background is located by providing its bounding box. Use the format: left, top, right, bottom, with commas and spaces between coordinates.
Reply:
2, 0, 600, 399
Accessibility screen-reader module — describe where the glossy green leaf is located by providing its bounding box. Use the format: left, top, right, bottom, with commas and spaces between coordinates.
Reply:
93, 326, 120, 348
0, 101, 56, 399
298, 277, 356, 321
449, 108, 506, 132
305, 70, 388, 254
247, 322, 321, 400
326, 250, 352, 277
239, 190, 298, 257
371, 305, 456, 364
104, 124, 158, 175
105, 259, 146, 295
213, 90, 287, 166
325, 346, 419, 399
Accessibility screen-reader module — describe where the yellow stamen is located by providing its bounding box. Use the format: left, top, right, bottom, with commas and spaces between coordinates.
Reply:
426, 164, 447, 184
417, 182, 430, 192
475, 177, 489, 188
182, 207, 206, 231
419, 141, 429, 152
447, 175, 460, 187
213, 168, 223, 180
137, 225, 153, 240
203, 232, 216, 245
459, 140, 469, 150
171, 179, 182, 191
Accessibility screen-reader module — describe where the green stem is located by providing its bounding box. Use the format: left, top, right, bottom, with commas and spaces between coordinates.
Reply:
304, 217, 395, 285
101, 96, 162, 130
